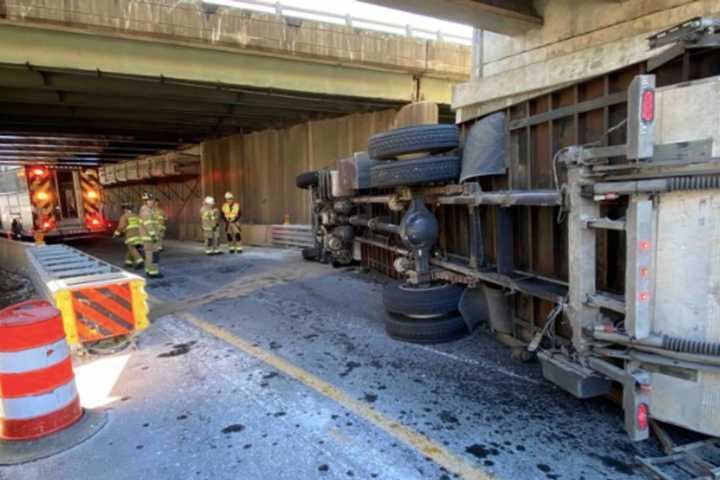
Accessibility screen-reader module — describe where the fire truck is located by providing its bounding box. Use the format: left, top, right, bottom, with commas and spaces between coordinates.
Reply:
0, 165, 107, 239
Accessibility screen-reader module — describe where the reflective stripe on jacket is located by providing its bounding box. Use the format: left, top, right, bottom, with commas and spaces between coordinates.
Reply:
115, 212, 145, 245
157, 208, 167, 232
201, 206, 220, 232
222, 202, 240, 223
139, 205, 161, 239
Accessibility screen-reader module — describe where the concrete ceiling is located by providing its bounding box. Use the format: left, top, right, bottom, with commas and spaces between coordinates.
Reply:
363, 0, 542, 35
0, 63, 416, 166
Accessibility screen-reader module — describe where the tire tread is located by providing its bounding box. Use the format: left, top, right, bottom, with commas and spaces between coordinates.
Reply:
368, 124, 459, 159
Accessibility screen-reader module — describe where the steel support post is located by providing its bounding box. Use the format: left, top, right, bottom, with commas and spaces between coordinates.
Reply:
567, 166, 600, 353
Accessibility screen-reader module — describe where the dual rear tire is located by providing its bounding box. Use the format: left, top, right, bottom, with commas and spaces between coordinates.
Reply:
381, 282, 468, 344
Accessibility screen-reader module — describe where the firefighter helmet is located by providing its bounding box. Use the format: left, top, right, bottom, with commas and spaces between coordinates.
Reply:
204, 196, 215, 206
141, 192, 153, 201
225, 192, 234, 200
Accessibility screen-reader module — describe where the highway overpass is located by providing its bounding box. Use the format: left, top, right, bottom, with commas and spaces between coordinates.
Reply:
0, 0, 469, 164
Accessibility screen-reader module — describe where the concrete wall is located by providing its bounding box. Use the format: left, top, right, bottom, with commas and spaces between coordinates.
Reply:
202, 110, 397, 226
455, 0, 720, 119
101, 103, 434, 245
0, 236, 30, 273
2, 0, 470, 79
482, 0, 700, 76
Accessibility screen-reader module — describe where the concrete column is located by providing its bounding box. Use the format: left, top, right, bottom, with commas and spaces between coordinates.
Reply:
471, 28, 483, 81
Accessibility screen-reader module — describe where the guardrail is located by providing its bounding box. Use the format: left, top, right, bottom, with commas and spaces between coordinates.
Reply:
223, 0, 472, 44
270, 224, 314, 249
3, 0, 471, 48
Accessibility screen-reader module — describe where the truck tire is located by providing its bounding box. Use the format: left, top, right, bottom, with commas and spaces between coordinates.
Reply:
302, 246, 318, 261
296, 170, 319, 189
368, 124, 460, 160
383, 282, 464, 318
370, 155, 460, 188
384, 313, 468, 344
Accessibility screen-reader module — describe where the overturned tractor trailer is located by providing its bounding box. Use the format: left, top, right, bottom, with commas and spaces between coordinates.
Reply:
297, 30, 720, 442
0, 165, 107, 239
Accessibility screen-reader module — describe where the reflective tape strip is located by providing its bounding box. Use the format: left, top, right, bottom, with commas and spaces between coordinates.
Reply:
78, 289, 133, 328
0, 339, 69, 374
0, 395, 82, 440
0, 357, 74, 398
0, 380, 77, 420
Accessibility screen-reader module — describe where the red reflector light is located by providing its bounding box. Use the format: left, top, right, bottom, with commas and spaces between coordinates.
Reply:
42, 221, 53, 231
637, 403, 649, 430
639, 292, 650, 302
32, 168, 47, 177
639, 240, 651, 251
86, 215, 105, 230
640, 267, 650, 278
641, 90, 655, 123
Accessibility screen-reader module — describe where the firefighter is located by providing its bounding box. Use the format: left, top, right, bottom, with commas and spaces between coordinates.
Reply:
201, 196, 222, 255
222, 192, 243, 253
156, 200, 168, 252
113, 203, 144, 270
139, 192, 163, 278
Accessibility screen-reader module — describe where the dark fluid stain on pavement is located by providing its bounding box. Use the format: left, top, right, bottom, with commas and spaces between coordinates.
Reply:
262, 372, 279, 380
269, 341, 282, 350
592, 454, 636, 475
218, 265, 240, 274
364, 393, 378, 403
318, 464, 329, 472
176, 414, 188, 420
438, 411, 459, 424
221, 424, 245, 434
274, 411, 286, 417
147, 279, 173, 289
465, 444, 500, 460
536, 464, 560, 479
339, 361, 362, 377
157, 341, 197, 358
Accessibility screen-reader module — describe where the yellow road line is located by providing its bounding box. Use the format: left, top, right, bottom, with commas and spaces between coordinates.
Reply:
179, 312, 494, 480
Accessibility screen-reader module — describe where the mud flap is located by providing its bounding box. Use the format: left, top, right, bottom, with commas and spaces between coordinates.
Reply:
458, 286, 489, 332
460, 112, 507, 182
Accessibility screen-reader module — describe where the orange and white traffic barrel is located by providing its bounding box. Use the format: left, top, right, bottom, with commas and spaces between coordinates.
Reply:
0, 300, 82, 441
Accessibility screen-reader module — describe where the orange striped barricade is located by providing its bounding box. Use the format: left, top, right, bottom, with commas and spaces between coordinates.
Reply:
0, 300, 107, 465
25, 244, 149, 350
0, 300, 81, 440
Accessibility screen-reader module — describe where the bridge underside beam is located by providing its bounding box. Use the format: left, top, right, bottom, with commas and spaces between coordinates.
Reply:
0, 23, 457, 165
363, 0, 542, 36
